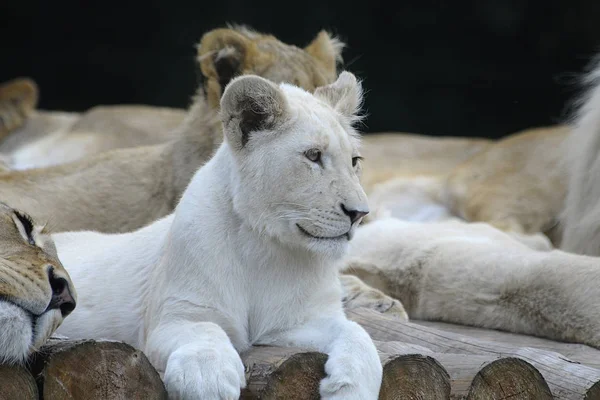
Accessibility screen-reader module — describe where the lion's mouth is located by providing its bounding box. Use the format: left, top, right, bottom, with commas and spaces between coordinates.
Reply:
296, 224, 350, 241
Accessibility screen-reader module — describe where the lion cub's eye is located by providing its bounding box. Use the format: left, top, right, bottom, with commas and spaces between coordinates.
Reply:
305, 149, 322, 164
352, 156, 363, 167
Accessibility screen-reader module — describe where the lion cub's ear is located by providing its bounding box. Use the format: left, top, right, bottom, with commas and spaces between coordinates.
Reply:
0, 77, 39, 139
221, 75, 289, 150
197, 29, 262, 108
304, 31, 344, 80
314, 71, 363, 121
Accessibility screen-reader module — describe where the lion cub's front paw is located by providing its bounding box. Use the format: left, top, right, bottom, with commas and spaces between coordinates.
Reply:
321, 375, 376, 400
340, 274, 409, 321
320, 350, 382, 399
164, 344, 246, 400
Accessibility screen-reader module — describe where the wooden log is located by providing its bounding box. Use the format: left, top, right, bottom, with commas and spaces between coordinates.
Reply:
416, 320, 600, 370
376, 340, 497, 397
241, 346, 326, 399
467, 357, 552, 400
29, 338, 167, 400
0, 365, 38, 400
241, 345, 452, 400
379, 353, 450, 399
376, 340, 540, 398
348, 308, 600, 399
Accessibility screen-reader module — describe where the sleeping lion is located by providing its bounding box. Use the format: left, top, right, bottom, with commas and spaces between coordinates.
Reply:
0, 202, 76, 363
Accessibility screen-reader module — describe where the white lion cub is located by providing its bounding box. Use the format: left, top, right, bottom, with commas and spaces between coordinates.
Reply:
54, 72, 382, 399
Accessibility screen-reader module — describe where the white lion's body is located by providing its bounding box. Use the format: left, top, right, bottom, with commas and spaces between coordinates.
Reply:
55, 72, 381, 399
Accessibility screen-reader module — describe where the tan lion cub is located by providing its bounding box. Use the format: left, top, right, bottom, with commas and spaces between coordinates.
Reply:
0, 26, 342, 233
1, 26, 341, 170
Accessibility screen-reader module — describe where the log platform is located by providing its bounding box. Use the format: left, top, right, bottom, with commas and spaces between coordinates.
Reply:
1, 309, 599, 399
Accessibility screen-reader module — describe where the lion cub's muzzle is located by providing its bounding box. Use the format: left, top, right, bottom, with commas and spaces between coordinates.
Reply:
341, 203, 369, 226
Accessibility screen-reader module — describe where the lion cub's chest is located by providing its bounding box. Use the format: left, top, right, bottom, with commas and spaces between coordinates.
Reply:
231, 268, 340, 348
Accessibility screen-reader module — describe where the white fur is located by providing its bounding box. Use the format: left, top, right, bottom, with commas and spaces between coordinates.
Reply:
561, 57, 600, 256
0, 298, 63, 364
3, 112, 80, 170
9, 129, 82, 170
55, 73, 381, 399
0, 302, 33, 364
367, 176, 455, 223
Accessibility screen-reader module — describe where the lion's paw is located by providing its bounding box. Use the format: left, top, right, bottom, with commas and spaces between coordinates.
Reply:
340, 274, 409, 321
164, 343, 246, 400
320, 343, 382, 400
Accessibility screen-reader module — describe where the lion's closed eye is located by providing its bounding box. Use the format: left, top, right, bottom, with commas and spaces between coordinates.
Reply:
11, 211, 35, 246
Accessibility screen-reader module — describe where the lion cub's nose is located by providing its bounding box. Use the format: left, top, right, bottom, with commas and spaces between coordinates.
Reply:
341, 204, 369, 225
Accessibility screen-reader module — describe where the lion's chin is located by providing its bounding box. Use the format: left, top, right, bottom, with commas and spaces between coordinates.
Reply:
0, 301, 34, 364
32, 310, 63, 349
304, 237, 350, 261
0, 301, 62, 364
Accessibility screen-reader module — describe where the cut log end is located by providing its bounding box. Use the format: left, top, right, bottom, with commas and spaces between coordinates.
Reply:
0, 364, 38, 400
379, 353, 451, 400
252, 351, 327, 400
31, 339, 167, 400
467, 357, 552, 400
585, 381, 600, 400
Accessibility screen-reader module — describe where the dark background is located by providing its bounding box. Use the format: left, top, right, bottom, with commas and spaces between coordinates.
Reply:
2, 0, 600, 138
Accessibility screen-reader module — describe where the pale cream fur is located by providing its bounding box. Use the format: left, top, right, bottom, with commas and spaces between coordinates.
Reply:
444, 125, 569, 241
343, 217, 600, 348
1, 25, 342, 170
0, 27, 343, 233
361, 125, 569, 247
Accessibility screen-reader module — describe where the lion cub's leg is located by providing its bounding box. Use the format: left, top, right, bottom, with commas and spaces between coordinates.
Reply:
265, 314, 382, 399
0, 78, 38, 140
145, 321, 246, 399
340, 274, 408, 321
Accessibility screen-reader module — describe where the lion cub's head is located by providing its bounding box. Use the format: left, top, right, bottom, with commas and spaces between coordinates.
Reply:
220, 71, 368, 259
198, 25, 343, 109
0, 202, 76, 363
